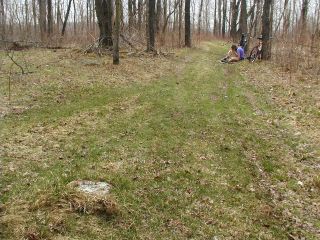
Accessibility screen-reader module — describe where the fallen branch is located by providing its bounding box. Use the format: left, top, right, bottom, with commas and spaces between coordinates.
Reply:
120, 34, 138, 51
5, 50, 33, 74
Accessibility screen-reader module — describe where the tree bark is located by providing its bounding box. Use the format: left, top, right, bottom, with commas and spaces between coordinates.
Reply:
62, 0, 72, 36
238, 0, 247, 36
38, 0, 47, 41
300, 0, 309, 39
282, 0, 290, 36
261, 0, 273, 60
128, 0, 133, 33
95, 0, 113, 47
113, 0, 120, 64
147, 0, 156, 51
138, 0, 142, 30
230, 0, 240, 40
47, 0, 53, 36
218, 0, 222, 35
198, 0, 204, 36
221, 0, 227, 37
156, 0, 162, 33
178, 0, 183, 46
0, 0, 5, 40
185, 0, 191, 47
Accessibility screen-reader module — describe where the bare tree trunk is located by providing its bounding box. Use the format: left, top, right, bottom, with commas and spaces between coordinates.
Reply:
138, 0, 142, 30
39, 0, 47, 41
218, 0, 222, 35
25, 0, 29, 36
113, 0, 120, 64
230, 0, 240, 40
62, 0, 72, 36
238, 0, 247, 36
0, 0, 5, 40
178, 0, 183, 46
282, 0, 290, 36
261, 0, 273, 60
156, 0, 161, 33
57, 0, 61, 32
95, 0, 113, 47
73, 0, 77, 35
221, 0, 227, 37
198, 0, 204, 36
128, 0, 133, 33
300, 0, 309, 40
132, 0, 136, 26
205, 0, 210, 33
47, 0, 53, 37
185, 0, 191, 47
147, 0, 156, 51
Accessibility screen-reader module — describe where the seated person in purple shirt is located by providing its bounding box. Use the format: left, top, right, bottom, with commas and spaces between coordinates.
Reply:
221, 44, 245, 63
221, 44, 239, 63
236, 44, 245, 60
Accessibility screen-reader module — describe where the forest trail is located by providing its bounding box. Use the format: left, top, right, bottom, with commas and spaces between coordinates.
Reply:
1, 42, 319, 239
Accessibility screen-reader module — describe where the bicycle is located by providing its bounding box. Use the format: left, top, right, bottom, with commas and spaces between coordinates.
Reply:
247, 36, 263, 63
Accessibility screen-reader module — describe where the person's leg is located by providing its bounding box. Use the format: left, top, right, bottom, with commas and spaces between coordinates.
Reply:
228, 57, 240, 63
221, 50, 232, 62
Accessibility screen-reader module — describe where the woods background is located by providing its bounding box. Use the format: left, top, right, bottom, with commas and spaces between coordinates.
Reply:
0, 0, 319, 71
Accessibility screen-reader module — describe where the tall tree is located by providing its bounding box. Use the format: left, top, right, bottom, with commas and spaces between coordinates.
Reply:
147, 0, 156, 51
198, 0, 204, 35
0, 0, 5, 40
138, 0, 143, 30
221, 0, 227, 37
282, 0, 290, 36
261, 0, 273, 60
156, 0, 162, 33
300, 0, 309, 39
178, 0, 183, 46
230, 0, 240, 40
62, 0, 72, 36
47, 0, 53, 36
238, 0, 248, 36
113, 0, 121, 64
95, 0, 113, 47
217, 0, 222, 35
128, 0, 133, 33
38, 0, 47, 41
185, 0, 191, 47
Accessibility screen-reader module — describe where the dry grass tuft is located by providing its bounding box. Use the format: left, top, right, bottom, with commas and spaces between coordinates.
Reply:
63, 192, 119, 217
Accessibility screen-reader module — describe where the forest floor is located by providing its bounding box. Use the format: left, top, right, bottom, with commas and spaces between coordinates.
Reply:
0, 42, 319, 239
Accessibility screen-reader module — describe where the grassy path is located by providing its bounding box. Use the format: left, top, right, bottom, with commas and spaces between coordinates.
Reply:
1, 42, 319, 239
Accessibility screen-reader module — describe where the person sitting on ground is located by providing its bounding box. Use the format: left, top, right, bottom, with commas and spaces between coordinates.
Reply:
236, 44, 245, 61
221, 44, 239, 63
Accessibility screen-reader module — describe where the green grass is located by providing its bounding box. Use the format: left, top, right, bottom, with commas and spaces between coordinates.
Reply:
0, 42, 319, 239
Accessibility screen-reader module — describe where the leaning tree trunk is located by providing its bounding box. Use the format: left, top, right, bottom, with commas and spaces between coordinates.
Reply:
261, 0, 273, 60
95, 0, 113, 47
113, 0, 120, 64
62, 0, 72, 36
147, 0, 156, 51
185, 0, 191, 47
